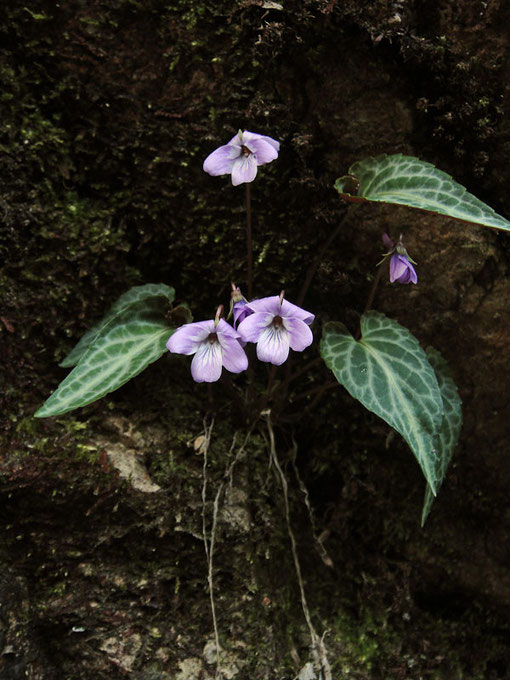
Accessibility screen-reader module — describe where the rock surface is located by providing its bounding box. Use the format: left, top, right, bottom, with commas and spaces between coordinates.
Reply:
1, 1, 510, 678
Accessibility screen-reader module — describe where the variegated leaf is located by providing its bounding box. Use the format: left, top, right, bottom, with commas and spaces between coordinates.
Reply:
421, 347, 462, 526
320, 312, 444, 494
335, 154, 510, 231
60, 283, 175, 367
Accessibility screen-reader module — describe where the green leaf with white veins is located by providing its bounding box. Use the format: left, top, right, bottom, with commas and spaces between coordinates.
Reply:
421, 347, 462, 526
320, 312, 444, 494
35, 301, 175, 418
60, 283, 175, 367
334, 154, 510, 232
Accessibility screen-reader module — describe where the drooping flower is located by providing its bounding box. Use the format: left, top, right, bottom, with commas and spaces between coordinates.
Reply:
237, 292, 314, 365
229, 283, 253, 329
203, 130, 280, 186
381, 233, 417, 284
167, 306, 248, 383
233, 299, 250, 327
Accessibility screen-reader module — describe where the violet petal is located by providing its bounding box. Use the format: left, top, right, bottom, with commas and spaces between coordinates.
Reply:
215, 318, 242, 340
245, 296, 314, 325
283, 317, 314, 352
220, 335, 249, 374
191, 341, 223, 382
408, 264, 418, 284
280, 298, 314, 324
233, 300, 252, 327
237, 311, 272, 343
389, 254, 408, 283
244, 296, 282, 316
167, 321, 213, 355
203, 144, 239, 176
398, 264, 417, 284
250, 138, 279, 165
256, 325, 290, 365
242, 131, 280, 152
231, 155, 258, 185
227, 132, 243, 148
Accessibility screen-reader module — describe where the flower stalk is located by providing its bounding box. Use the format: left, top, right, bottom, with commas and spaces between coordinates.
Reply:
246, 183, 253, 299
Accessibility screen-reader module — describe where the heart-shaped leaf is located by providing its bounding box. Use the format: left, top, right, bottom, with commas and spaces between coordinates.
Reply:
35, 299, 175, 418
320, 312, 444, 494
60, 283, 175, 367
335, 154, 510, 231
421, 347, 462, 526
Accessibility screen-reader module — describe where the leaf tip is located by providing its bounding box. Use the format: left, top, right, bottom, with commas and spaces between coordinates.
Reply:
334, 174, 360, 195
33, 406, 48, 418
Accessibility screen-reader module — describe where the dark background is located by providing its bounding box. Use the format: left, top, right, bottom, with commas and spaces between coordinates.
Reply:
1, 1, 510, 677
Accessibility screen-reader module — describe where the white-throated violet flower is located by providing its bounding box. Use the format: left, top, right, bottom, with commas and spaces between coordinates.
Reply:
167, 306, 248, 383
237, 292, 314, 365
203, 130, 280, 186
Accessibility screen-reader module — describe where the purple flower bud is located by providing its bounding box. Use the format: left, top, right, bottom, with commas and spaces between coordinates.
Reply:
381, 233, 417, 285
227, 283, 253, 336
237, 294, 314, 366
389, 253, 418, 284
203, 130, 280, 186
233, 300, 251, 327
167, 318, 248, 383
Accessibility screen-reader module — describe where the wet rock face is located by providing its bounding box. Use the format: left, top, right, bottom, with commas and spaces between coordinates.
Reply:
2, 0, 510, 678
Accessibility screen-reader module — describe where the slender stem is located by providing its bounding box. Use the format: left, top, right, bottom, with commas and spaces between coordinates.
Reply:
258, 364, 277, 413
243, 183, 254, 407
363, 264, 384, 315
291, 380, 338, 403
287, 203, 351, 388
285, 204, 359, 392
280, 386, 332, 424
355, 260, 386, 340
266, 364, 276, 399
300, 389, 331, 421
297, 204, 360, 307
279, 357, 322, 394
245, 183, 253, 300
220, 372, 241, 404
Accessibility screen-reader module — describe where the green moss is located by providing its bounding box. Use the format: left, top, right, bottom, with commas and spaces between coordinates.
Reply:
330, 609, 395, 675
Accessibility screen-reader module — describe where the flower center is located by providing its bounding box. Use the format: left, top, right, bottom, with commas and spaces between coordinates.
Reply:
272, 315, 283, 328
208, 332, 218, 344
241, 145, 252, 157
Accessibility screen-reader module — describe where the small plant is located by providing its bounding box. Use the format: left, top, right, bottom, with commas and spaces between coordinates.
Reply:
35, 130, 510, 675
35, 135, 510, 517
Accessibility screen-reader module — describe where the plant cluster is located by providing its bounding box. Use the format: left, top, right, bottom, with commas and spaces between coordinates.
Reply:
36, 129, 510, 527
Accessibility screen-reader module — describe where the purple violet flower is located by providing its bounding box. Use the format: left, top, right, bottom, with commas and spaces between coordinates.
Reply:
229, 283, 253, 329
167, 308, 248, 383
382, 233, 417, 285
237, 293, 314, 366
203, 130, 280, 186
